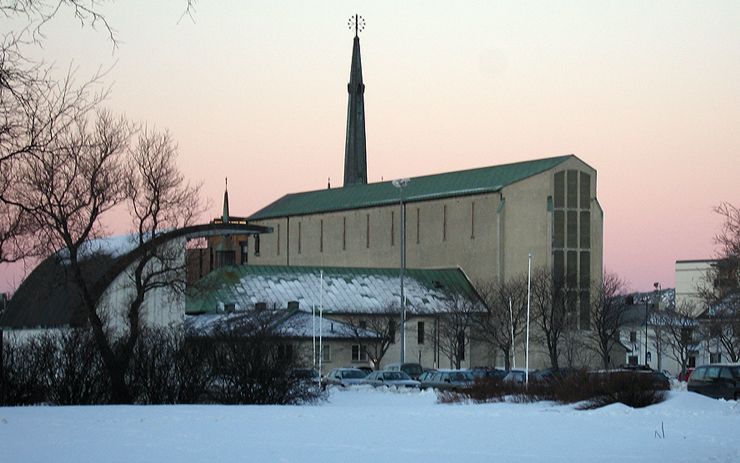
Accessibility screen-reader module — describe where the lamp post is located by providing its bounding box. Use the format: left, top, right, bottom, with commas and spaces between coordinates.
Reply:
653, 282, 661, 370
644, 295, 649, 367
392, 178, 410, 363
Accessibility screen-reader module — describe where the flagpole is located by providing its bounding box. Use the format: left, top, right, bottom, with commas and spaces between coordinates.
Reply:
525, 253, 532, 386
312, 302, 316, 369
319, 270, 324, 381
509, 297, 515, 369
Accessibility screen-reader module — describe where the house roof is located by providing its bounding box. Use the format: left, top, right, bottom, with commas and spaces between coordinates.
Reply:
185, 310, 379, 340
186, 265, 483, 316
0, 223, 272, 330
248, 155, 574, 220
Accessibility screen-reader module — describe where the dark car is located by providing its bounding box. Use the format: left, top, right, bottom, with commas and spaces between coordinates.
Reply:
469, 367, 507, 381
687, 364, 740, 400
419, 370, 474, 391
384, 363, 424, 380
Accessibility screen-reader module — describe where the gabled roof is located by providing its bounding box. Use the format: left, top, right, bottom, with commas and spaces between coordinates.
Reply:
186, 265, 483, 316
249, 155, 575, 220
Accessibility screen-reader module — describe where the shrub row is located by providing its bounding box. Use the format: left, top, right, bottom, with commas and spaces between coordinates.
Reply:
440, 370, 668, 409
0, 328, 323, 406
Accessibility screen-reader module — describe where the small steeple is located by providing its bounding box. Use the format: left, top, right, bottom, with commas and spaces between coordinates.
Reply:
343, 14, 368, 187
222, 177, 230, 223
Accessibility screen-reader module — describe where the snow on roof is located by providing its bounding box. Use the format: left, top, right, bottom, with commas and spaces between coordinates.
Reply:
184, 310, 379, 339
187, 265, 482, 315
57, 233, 156, 263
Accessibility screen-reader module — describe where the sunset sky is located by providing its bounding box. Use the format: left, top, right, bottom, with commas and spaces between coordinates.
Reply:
2, 0, 738, 293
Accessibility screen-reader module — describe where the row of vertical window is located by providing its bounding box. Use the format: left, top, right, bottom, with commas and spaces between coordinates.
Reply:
287, 201, 478, 254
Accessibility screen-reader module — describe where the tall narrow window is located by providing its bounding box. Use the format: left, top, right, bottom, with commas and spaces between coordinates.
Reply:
442, 205, 447, 241
391, 210, 395, 246
580, 172, 591, 209
567, 170, 578, 208
320, 219, 324, 253
277, 224, 281, 256
471, 201, 476, 239
342, 217, 347, 251
418, 321, 425, 344
416, 208, 420, 244
554, 171, 565, 208
567, 211, 577, 248
254, 235, 260, 256
297, 222, 301, 254
366, 214, 370, 248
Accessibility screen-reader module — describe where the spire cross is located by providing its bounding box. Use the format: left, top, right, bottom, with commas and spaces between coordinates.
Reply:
348, 14, 365, 37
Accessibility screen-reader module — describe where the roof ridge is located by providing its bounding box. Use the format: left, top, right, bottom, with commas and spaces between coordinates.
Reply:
249, 154, 578, 220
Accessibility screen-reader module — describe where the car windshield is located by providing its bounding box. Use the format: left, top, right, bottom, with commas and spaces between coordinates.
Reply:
449, 372, 471, 381
730, 367, 740, 378
342, 370, 366, 379
403, 364, 423, 376
385, 372, 409, 380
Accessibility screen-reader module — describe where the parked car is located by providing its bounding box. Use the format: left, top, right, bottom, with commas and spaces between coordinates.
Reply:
469, 367, 507, 381
324, 368, 368, 387
417, 370, 436, 383
419, 369, 474, 391
352, 366, 374, 376
384, 363, 424, 380
362, 370, 420, 389
687, 364, 740, 400
289, 368, 324, 393
502, 369, 535, 385
531, 368, 582, 383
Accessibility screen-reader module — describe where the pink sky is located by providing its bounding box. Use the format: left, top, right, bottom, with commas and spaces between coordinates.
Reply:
2, 1, 738, 294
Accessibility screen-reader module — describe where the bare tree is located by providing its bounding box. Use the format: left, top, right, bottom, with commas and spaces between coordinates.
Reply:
697, 202, 739, 362
587, 272, 630, 369
530, 268, 571, 370
10, 109, 133, 401
1, 0, 111, 264
658, 302, 700, 378
343, 311, 399, 370
474, 275, 528, 370
436, 294, 478, 369
103, 127, 203, 401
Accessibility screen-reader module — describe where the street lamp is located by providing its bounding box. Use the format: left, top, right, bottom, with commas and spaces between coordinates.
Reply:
392, 177, 410, 363
653, 282, 661, 369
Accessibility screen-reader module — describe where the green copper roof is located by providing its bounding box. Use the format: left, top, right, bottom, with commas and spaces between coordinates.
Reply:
187, 265, 482, 315
249, 155, 573, 220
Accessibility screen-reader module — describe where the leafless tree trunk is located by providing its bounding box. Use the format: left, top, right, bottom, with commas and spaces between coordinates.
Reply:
475, 275, 528, 370
437, 294, 477, 369
115, 127, 202, 399
587, 272, 630, 369
697, 202, 739, 362
530, 268, 570, 370
658, 302, 700, 378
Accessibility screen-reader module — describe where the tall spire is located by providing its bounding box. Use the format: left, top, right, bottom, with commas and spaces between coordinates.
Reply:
343, 14, 367, 187
222, 177, 230, 223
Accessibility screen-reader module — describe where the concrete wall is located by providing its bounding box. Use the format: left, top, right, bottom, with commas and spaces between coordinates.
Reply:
243, 160, 603, 370
675, 260, 714, 314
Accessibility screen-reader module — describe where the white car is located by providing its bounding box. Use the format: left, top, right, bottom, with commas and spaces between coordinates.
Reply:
324, 368, 368, 387
362, 371, 421, 389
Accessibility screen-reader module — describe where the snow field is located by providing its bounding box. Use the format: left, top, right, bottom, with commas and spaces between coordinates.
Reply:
0, 388, 738, 463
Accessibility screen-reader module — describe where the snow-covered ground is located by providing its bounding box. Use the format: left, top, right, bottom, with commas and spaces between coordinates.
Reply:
1, 388, 738, 463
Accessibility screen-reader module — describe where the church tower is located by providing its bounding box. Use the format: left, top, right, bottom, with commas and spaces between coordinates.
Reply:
343, 14, 368, 186
222, 178, 230, 223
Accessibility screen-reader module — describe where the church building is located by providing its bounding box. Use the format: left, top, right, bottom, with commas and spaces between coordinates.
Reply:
243, 23, 604, 328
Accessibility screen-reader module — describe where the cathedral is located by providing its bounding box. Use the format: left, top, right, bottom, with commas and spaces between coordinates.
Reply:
242, 25, 604, 316
190, 22, 604, 368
